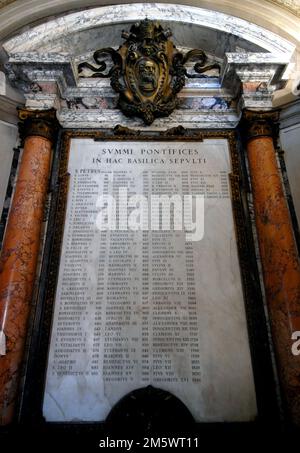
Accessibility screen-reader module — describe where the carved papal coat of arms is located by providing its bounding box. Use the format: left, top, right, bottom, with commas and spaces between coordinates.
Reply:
78, 19, 219, 125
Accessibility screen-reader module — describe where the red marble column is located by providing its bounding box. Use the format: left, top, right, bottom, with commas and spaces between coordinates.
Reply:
0, 108, 58, 425
243, 109, 300, 426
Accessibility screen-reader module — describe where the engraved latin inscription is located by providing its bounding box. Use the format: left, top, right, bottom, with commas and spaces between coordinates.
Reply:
43, 140, 257, 422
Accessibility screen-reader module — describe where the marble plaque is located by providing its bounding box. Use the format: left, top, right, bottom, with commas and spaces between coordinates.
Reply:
43, 139, 257, 422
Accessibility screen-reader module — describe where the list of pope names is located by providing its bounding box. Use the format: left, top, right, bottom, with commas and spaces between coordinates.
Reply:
43, 140, 257, 422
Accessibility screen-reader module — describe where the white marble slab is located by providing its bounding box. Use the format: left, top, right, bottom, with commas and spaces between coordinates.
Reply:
43, 139, 257, 422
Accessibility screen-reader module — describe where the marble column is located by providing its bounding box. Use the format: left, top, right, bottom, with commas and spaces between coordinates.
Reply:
0, 108, 58, 425
242, 109, 300, 426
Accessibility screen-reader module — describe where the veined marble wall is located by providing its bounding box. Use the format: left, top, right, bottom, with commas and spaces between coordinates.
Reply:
4, 4, 294, 56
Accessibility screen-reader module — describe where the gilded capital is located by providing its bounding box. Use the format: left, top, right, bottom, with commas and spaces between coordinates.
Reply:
78, 19, 220, 125
18, 108, 59, 145
241, 109, 280, 142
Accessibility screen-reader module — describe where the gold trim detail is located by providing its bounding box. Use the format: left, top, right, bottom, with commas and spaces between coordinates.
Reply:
241, 109, 280, 142
18, 108, 59, 145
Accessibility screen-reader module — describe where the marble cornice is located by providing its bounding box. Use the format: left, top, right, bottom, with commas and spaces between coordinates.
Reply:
1, 5, 293, 129
3, 50, 289, 128
57, 108, 240, 130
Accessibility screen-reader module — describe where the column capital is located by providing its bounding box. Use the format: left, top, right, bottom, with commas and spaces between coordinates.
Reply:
17, 108, 59, 145
241, 109, 280, 142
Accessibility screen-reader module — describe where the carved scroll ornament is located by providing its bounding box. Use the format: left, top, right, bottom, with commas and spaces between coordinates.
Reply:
78, 19, 220, 125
